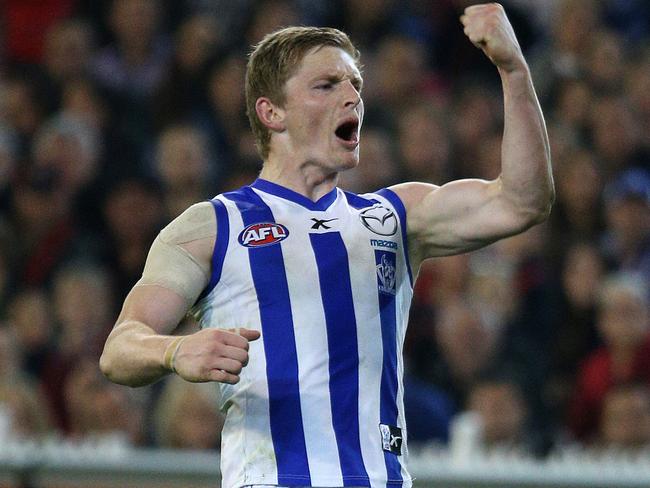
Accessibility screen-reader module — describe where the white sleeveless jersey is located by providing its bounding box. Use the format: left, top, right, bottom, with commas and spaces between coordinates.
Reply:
191, 179, 414, 488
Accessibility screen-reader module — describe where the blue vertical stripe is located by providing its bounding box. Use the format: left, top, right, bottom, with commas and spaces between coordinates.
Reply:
375, 249, 403, 485
198, 198, 229, 300
310, 232, 370, 487
225, 188, 311, 486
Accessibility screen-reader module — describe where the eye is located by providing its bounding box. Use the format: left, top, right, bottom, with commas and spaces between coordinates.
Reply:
316, 82, 333, 90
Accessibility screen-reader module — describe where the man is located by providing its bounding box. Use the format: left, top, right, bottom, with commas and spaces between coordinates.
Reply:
100, 4, 553, 487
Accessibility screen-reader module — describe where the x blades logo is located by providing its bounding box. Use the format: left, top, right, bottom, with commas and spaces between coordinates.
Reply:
238, 223, 289, 247
310, 218, 338, 230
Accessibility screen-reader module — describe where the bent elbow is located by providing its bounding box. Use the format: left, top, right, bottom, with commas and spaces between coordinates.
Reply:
99, 349, 116, 382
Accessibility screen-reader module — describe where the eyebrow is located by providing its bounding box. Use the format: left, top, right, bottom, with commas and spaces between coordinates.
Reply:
313, 72, 364, 89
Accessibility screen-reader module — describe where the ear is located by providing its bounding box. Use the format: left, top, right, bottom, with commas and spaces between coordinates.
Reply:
255, 97, 286, 133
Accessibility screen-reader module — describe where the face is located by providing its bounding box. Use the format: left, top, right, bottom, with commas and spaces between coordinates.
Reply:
275, 46, 364, 172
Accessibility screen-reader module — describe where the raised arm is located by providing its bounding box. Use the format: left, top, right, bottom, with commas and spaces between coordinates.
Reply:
390, 3, 554, 265
99, 202, 260, 387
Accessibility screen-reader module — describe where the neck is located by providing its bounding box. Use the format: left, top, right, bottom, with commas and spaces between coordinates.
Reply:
259, 156, 340, 202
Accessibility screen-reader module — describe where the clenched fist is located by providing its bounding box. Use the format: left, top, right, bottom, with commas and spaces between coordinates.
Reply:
173, 327, 261, 384
460, 3, 526, 72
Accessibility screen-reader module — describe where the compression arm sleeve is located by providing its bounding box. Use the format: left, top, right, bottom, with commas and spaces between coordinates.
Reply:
136, 201, 216, 305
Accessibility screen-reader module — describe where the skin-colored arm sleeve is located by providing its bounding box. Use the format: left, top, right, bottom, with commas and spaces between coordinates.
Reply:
100, 202, 216, 386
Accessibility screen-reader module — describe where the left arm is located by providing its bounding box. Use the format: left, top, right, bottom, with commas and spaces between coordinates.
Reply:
390, 3, 554, 264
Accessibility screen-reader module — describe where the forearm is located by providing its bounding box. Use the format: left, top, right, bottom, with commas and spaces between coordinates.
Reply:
100, 320, 178, 387
498, 64, 554, 222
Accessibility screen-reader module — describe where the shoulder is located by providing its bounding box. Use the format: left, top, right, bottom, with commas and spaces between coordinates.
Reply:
385, 182, 439, 213
159, 201, 217, 245
159, 201, 218, 266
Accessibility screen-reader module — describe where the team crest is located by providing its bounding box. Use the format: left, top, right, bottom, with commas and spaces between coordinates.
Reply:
238, 223, 289, 247
360, 205, 397, 236
376, 252, 396, 295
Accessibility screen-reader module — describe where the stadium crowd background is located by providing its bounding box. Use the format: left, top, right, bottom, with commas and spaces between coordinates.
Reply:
0, 0, 649, 458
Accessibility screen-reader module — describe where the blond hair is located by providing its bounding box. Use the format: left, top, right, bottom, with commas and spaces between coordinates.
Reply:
245, 26, 360, 160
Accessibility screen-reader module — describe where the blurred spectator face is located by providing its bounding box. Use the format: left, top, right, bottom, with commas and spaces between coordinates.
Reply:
436, 300, 497, 383
0, 79, 43, 136
61, 79, 108, 130
12, 169, 71, 234
556, 149, 602, 217
8, 289, 53, 353
562, 243, 604, 310
169, 388, 223, 449
551, 0, 600, 53
110, 0, 160, 50
32, 115, 100, 194
246, 0, 300, 45
604, 169, 650, 254
452, 87, 498, 150
0, 328, 20, 380
176, 15, 220, 73
397, 105, 450, 182
155, 379, 223, 450
475, 132, 502, 180
104, 179, 164, 245
208, 54, 246, 120
0, 378, 51, 439
418, 254, 470, 306
468, 380, 527, 447
53, 265, 113, 355
43, 20, 94, 82
157, 125, 210, 188
585, 31, 625, 92
600, 385, 650, 448
467, 250, 516, 331
375, 36, 426, 106
590, 97, 639, 169
341, 127, 398, 192
65, 358, 142, 442
555, 79, 592, 127
627, 59, 650, 120
158, 129, 205, 175
597, 274, 649, 351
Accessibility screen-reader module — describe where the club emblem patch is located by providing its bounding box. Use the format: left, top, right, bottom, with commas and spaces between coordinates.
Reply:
360, 205, 397, 236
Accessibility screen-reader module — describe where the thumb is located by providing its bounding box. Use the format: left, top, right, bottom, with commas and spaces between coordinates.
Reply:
228, 327, 261, 341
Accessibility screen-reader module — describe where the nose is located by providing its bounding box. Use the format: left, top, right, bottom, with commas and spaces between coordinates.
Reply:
343, 80, 361, 109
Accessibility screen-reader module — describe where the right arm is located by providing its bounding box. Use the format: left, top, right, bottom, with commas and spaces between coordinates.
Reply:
99, 202, 260, 387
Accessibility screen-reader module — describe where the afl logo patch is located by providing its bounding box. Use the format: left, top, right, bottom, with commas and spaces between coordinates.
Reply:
360, 205, 397, 236
238, 223, 289, 247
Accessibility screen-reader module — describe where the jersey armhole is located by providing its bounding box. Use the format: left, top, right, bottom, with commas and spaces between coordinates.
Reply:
375, 188, 414, 287
197, 198, 230, 300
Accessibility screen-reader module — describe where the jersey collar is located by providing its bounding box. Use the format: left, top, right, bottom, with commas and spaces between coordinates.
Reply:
251, 179, 339, 211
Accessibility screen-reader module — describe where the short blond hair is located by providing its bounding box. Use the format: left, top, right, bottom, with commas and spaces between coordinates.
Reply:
245, 26, 360, 160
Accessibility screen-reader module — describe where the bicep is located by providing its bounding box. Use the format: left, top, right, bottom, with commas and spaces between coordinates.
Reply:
114, 201, 217, 333
117, 284, 190, 334
391, 178, 532, 259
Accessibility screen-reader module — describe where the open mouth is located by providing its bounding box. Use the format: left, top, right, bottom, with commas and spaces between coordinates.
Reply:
335, 118, 359, 144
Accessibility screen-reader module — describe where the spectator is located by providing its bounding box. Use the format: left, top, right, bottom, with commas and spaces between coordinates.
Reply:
154, 124, 214, 218
154, 377, 224, 450
598, 383, 650, 449
568, 272, 650, 442
601, 168, 650, 287
465, 374, 534, 454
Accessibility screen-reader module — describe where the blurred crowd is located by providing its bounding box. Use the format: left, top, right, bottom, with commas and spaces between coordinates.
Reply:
0, 0, 649, 457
